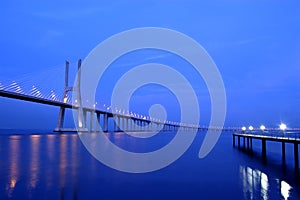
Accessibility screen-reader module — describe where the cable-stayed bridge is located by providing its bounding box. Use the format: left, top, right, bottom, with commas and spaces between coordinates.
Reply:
0, 60, 251, 133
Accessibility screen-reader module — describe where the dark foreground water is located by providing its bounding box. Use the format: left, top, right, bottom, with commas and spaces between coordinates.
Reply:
0, 130, 299, 200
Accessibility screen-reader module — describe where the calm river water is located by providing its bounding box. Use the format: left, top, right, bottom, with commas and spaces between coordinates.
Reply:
0, 130, 299, 199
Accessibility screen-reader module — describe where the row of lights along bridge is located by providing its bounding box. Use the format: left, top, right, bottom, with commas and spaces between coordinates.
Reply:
241, 123, 287, 133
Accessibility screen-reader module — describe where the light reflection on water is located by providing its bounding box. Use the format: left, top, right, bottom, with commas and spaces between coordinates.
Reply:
1, 133, 80, 199
281, 180, 293, 200
240, 165, 294, 200
6, 135, 20, 198
0, 132, 299, 199
29, 135, 40, 189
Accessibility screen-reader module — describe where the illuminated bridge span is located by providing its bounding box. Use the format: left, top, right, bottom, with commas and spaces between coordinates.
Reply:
0, 60, 236, 133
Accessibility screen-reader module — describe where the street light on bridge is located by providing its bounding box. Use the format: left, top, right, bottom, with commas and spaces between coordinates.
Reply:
280, 123, 287, 135
248, 126, 254, 131
260, 125, 266, 132
242, 126, 246, 133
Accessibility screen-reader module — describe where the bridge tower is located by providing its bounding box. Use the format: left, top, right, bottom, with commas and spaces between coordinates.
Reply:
54, 60, 86, 132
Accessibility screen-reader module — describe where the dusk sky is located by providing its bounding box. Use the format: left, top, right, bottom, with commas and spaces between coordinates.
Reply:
0, 0, 300, 129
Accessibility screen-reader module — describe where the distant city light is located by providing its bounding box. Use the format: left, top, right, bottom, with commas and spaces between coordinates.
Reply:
260, 125, 266, 131
248, 126, 254, 131
280, 123, 287, 131
242, 126, 246, 131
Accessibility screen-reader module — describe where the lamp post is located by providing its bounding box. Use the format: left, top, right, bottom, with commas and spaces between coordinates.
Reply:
248, 126, 254, 132
260, 125, 266, 133
242, 126, 246, 133
280, 123, 287, 135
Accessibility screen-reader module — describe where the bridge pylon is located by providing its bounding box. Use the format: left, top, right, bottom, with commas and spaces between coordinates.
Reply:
54, 60, 86, 132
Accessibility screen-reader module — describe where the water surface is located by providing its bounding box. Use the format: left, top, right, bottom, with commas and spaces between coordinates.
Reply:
0, 130, 299, 199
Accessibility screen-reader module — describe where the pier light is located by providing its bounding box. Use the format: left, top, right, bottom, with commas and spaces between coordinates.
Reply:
241, 126, 246, 133
280, 123, 287, 131
260, 125, 266, 131
248, 126, 254, 131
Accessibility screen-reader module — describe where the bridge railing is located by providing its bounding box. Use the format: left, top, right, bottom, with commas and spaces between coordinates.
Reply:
238, 130, 300, 140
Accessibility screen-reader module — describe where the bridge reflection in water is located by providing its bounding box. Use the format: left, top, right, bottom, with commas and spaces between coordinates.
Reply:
1, 132, 299, 200
1, 134, 81, 199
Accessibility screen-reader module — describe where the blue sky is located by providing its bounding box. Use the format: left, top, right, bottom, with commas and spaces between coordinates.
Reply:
0, 0, 300, 129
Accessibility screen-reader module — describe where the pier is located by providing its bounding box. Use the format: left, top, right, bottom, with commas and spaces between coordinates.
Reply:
233, 132, 300, 171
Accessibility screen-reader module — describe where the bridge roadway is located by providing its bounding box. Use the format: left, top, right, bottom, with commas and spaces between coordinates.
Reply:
0, 89, 239, 132
0, 89, 193, 132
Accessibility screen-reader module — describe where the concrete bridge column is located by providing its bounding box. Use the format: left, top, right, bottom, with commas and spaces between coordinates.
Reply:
103, 113, 108, 132
56, 108, 65, 131
294, 143, 299, 171
282, 142, 286, 163
139, 120, 142, 131
140, 120, 142, 131
113, 117, 117, 132
117, 116, 121, 132
83, 110, 87, 130
121, 117, 125, 131
126, 118, 129, 132
90, 112, 94, 132
262, 139, 267, 161
96, 112, 100, 132
131, 119, 135, 131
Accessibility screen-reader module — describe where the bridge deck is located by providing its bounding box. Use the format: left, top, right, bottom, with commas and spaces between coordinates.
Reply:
233, 133, 300, 144
0, 89, 169, 125
0, 89, 73, 108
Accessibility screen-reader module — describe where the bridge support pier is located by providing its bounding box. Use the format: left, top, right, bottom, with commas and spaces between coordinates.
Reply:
55, 107, 66, 132
246, 137, 249, 151
103, 113, 108, 132
138, 120, 141, 131
82, 110, 87, 130
113, 117, 117, 132
54, 60, 87, 132
262, 139, 267, 161
282, 142, 286, 163
294, 143, 299, 172
90, 112, 94, 132
96, 113, 100, 132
